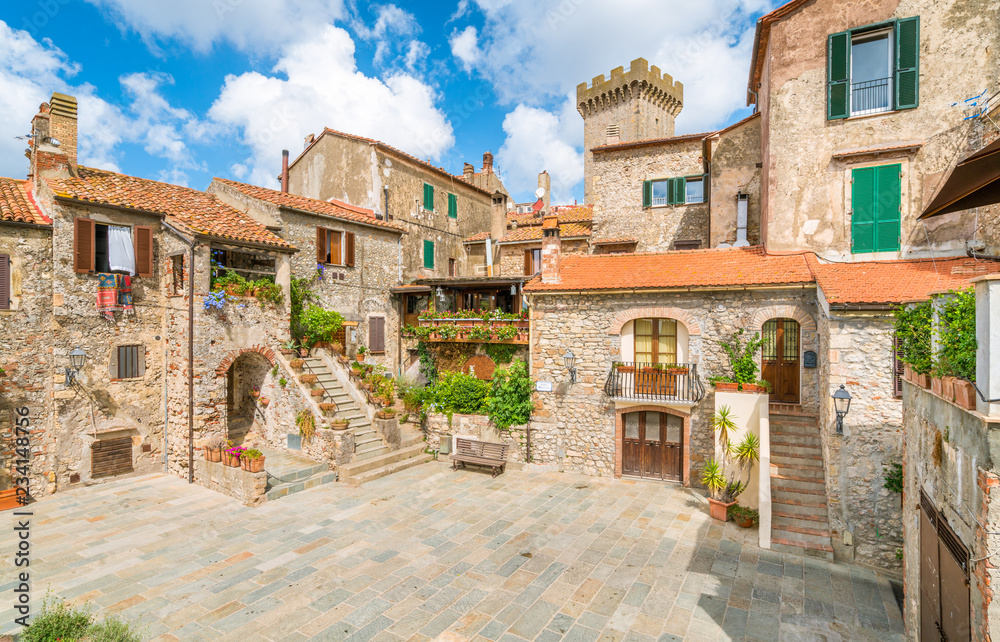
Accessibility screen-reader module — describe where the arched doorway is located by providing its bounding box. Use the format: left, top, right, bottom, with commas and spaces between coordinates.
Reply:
621, 411, 683, 481
761, 318, 800, 403
226, 351, 270, 443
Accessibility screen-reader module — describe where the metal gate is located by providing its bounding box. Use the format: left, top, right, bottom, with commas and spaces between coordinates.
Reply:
920, 491, 971, 641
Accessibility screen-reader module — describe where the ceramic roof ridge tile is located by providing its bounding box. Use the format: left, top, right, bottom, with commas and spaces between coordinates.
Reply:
0, 177, 50, 225
214, 178, 403, 232
46, 167, 294, 250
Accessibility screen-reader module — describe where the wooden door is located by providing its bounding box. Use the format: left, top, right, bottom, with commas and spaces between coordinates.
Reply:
622, 413, 642, 477
919, 506, 941, 642
921, 492, 971, 641
621, 412, 683, 482
663, 414, 683, 482
762, 319, 800, 403
640, 412, 663, 479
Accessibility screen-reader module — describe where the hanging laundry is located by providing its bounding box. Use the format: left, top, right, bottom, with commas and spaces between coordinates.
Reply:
118, 274, 135, 316
96, 273, 118, 322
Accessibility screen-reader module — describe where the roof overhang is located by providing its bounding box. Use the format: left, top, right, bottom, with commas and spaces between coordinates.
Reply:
278, 204, 404, 234
920, 137, 1000, 219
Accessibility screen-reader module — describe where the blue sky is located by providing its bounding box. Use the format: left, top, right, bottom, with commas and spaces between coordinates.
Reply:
0, 0, 775, 204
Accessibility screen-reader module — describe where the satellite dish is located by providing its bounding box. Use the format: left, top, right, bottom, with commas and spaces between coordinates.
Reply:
535, 187, 545, 199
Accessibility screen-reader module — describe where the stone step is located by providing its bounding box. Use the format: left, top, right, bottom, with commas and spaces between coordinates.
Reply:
771, 523, 832, 548
261, 449, 328, 483
342, 451, 433, 486
770, 538, 834, 561
771, 452, 824, 467
770, 432, 821, 446
772, 463, 825, 480
771, 423, 821, 436
266, 469, 337, 501
772, 495, 828, 513
355, 435, 384, 448
771, 475, 827, 493
339, 443, 431, 480
773, 509, 829, 524
355, 444, 390, 462
771, 442, 824, 458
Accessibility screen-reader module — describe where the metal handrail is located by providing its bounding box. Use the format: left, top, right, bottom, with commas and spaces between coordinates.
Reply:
603, 362, 706, 403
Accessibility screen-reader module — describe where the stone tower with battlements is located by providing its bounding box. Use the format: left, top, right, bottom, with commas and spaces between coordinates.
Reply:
577, 58, 683, 203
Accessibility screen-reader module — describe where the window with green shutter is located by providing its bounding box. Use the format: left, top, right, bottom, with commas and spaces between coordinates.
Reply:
827, 17, 919, 120
646, 177, 704, 206
448, 193, 457, 218
423, 240, 435, 269
423, 183, 434, 211
851, 163, 901, 253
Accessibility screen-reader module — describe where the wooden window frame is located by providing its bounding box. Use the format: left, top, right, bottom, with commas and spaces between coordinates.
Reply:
448, 258, 457, 277
633, 318, 678, 364
524, 248, 541, 276
423, 240, 435, 269
893, 334, 904, 398
0, 253, 9, 310
368, 316, 386, 354
73, 218, 153, 277
851, 163, 901, 253
113, 345, 144, 380
316, 228, 356, 267
448, 193, 458, 219
423, 183, 434, 211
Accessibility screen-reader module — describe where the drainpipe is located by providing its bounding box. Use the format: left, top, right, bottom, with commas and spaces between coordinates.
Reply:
188, 241, 195, 483
163, 345, 169, 473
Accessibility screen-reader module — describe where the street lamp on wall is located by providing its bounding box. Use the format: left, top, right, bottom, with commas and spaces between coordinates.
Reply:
65, 347, 86, 385
833, 384, 852, 434
563, 350, 577, 384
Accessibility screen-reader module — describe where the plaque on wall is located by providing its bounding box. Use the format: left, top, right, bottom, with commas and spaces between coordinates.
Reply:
803, 350, 817, 368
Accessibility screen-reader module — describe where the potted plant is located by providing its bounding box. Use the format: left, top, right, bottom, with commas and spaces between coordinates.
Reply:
223, 445, 244, 467
204, 435, 224, 462
377, 408, 397, 420
280, 340, 297, 356
289, 359, 304, 370
330, 417, 350, 430
298, 342, 311, 358
259, 397, 270, 407
728, 505, 759, 528
332, 341, 343, 356
319, 402, 337, 415
311, 388, 325, 398
714, 329, 767, 393
250, 386, 261, 399
241, 448, 266, 473
356, 344, 368, 362
954, 378, 978, 410
300, 374, 318, 385
301, 306, 346, 353
700, 459, 743, 520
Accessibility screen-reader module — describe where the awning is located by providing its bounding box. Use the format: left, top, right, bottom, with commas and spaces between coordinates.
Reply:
920, 137, 1000, 219
389, 285, 432, 294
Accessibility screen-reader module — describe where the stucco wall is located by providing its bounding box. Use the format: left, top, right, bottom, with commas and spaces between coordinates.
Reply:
709, 116, 762, 247
761, 0, 999, 258
589, 140, 709, 251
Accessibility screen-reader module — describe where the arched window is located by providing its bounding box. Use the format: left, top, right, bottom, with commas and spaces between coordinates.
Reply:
634, 318, 677, 364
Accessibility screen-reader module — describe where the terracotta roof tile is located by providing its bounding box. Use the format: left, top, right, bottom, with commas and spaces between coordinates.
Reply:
507, 204, 593, 226
46, 168, 294, 250
214, 178, 403, 232
500, 222, 591, 244
464, 231, 491, 242
0, 178, 50, 225
808, 255, 1000, 306
591, 131, 714, 153
524, 246, 813, 292
592, 237, 638, 245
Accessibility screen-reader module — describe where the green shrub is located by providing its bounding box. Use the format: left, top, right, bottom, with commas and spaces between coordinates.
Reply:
253, 279, 284, 305
20, 596, 93, 642
718, 329, 764, 384
86, 615, 146, 642
894, 300, 933, 375
487, 360, 533, 431
300, 306, 345, 346
431, 371, 490, 415
417, 341, 438, 383
936, 289, 976, 381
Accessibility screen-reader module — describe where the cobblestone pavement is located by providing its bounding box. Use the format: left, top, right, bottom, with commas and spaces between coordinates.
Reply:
0, 461, 904, 641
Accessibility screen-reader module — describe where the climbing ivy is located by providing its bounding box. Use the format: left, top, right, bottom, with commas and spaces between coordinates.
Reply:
484, 343, 519, 365
893, 300, 933, 375
486, 360, 534, 432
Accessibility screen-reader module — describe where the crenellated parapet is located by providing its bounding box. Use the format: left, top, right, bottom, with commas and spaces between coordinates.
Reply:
576, 57, 683, 119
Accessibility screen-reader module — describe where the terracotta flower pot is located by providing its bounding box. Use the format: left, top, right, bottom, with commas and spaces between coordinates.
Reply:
714, 382, 739, 392
240, 457, 250, 471
299, 348, 310, 358
259, 397, 270, 407
250, 390, 260, 399
903, 363, 914, 383
735, 515, 755, 528
954, 380, 978, 410
279, 348, 294, 356
248, 457, 265, 473
331, 421, 349, 431
356, 353, 366, 362
942, 377, 957, 402
206, 447, 222, 463
223, 454, 240, 467
931, 377, 944, 397
289, 359, 304, 370
707, 497, 737, 522
311, 388, 325, 397
741, 384, 767, 393
916, 373, 931, 389
300, 374, 318, 384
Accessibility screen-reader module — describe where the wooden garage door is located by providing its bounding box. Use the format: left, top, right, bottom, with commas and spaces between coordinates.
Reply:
91, 437, 133, 478
920, 491, 971, 641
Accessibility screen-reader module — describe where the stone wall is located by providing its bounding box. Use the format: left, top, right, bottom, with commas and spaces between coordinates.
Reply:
709, 115, 762, 247
527, 289, 820, 478
194, 458, 268, 506
589, 140, 709, 252
818, 310, 903, 570
760, 0, 999, 258
498, 239, 588, 278
425, 412, 527, 463
0, 223, 52, 497
902, 382, 1000, 640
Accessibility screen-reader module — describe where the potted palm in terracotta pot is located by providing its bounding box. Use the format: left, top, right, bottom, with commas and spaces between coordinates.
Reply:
356, 344, 368, 362
700, 459, 743, 521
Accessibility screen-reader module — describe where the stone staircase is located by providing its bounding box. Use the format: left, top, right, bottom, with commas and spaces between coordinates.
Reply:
262, 448, 337, 501
302, 357, 387, 461
769, 410, 835, 560
338, 438, 432, 486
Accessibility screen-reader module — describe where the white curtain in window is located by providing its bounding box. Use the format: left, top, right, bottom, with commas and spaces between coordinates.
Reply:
108, 226, 135, 275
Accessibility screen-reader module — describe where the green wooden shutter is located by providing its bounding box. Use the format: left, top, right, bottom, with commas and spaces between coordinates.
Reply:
670, 178, 685, 205
851, 167, 876, 253
642, 180, 652, 207
875, 164, 901, 252
423, 183, 434, 210
423, 240, 435, 269
895, 17, 920, 110
828, 30, 851, 120
448, 193, 457, 218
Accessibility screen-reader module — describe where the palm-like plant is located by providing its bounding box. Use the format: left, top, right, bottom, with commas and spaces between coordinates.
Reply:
700, 458, 727, 500
712, 405, 738, 452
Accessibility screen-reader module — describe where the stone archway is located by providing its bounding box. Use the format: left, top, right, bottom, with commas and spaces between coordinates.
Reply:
220, 349, 273, 443
748, 304, 816, 334
606, 306, 702, 336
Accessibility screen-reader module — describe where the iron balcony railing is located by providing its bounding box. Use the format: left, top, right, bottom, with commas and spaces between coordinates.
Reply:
851, 77, 893, 116
604, 362, 706, 403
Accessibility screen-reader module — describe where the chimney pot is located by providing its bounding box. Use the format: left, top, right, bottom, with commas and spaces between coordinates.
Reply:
463, 162, 475, 181
482, 151, 494, 174
281, 149, 290, 193
541, 216, 561, 284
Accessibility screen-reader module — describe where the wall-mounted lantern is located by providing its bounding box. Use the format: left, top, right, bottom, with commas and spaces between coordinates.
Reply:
563, 350, 577, 384
833, 384, 852, 434
65, 347, 86, 385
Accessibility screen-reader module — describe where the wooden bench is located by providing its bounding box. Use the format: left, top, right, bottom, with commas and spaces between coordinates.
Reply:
450, 438, 509, 477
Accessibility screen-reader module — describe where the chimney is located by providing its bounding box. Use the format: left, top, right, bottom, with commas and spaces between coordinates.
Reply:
463, 162, 475, 181
482, 151, 493, 174
541, 215, 561, 284
49, 93, 77, 166
281, 149, 289, 193
304, 133, 315, 148
538, 171, 551, 213
29, 94, 76, 186
491, 192, 508, 243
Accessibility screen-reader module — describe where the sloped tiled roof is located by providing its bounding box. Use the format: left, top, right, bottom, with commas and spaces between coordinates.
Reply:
500, 222, 591, 244
46, 168, 294, 250
524, 246, 813, 292
0, 178, 50, 225
591, 131, 714, 153
463, 231, 491, 243
214, 178, 403, 232
507, 204, 593, 227
592, 237, 638, 245
808, 255, 1000, 307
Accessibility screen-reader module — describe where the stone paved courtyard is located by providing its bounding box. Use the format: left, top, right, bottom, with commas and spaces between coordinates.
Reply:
0, 461, 904, 641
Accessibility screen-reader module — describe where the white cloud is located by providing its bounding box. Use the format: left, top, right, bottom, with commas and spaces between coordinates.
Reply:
497, 99, 583, 205
352, 4, 422, 67
404, 40, 430, 73
209, 24, 454, 189
448, 0, 471, 23
449, 26, 480, 72
83, 0, 347, 54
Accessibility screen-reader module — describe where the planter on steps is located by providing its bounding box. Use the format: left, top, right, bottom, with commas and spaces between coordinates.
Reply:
289, 359, 304, 370
319, 402, 337, 415
300, 374, 318, 385
311, 389, 325, 397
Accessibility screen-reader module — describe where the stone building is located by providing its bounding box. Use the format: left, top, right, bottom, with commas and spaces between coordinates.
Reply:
285, 129, 507, 282
209, 178, 405, 370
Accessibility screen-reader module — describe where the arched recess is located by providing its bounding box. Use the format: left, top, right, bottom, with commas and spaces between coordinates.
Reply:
215, 345, 277, 377
607, 306, 701, 336
748, 304, 816, 334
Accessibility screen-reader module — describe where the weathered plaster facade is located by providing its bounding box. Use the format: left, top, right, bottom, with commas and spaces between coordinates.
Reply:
709, 114, 762, 247
286, 131, 495, 281
754, 0, 1000, 259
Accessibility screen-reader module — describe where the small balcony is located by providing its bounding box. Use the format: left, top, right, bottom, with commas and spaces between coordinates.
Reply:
407, 317, 530, 344
604, 362, 706, 404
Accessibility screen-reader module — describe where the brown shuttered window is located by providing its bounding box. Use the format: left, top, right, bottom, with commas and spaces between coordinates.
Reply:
112, 345, 145, 379
369, 317, 385, 353
316, 227, 326, 263
330, 231, 342, 266
893, 335, 904, 398
91, 437, 133, 478
0, 254, 9, 310
345, 232, 355, 267
74, 217, 96, 273
134, 226, 153, 277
